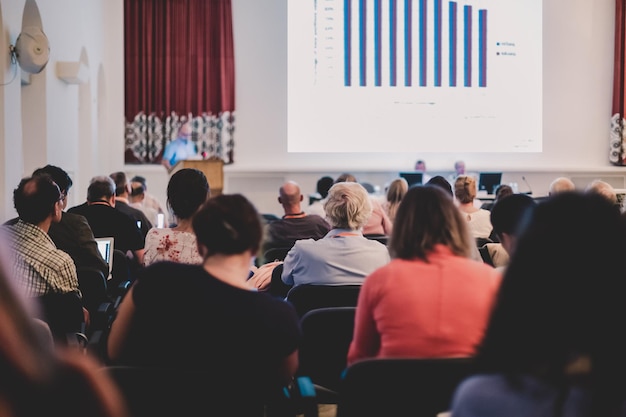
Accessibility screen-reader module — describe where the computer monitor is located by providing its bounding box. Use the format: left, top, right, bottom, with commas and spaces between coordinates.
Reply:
478, 173, 503, 195
399, 172, 423, 187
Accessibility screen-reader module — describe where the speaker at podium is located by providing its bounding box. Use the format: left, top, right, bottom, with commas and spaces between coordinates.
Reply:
171, 158, 224, 196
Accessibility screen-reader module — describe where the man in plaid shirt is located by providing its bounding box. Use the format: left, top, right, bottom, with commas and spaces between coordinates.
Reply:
2, 175, 80, 299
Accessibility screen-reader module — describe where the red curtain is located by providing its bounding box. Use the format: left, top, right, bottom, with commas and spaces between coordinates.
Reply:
124, 0, 235, 164
611, 0, 626, 165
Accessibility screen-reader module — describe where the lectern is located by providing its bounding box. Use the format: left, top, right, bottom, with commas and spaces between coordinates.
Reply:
171, 158, 224, 196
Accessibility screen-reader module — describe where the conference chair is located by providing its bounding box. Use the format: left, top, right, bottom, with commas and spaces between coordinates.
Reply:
285, 284, 361, 318
264, 246, 292, 263
34, 291, 86, 346
101, 366, 318, 417
336, 357, 475, 417
77, 267, 114, 324
363, 233, 389, 245
297, 307, 357, 404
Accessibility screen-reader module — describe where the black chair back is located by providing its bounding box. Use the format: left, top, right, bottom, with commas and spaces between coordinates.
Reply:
77, 267, 109, 318
286, 284, 361, 318
102, 366, 318, 417
337, 357, 475, 417
35, 291, 84, 344
298, 307, 356, 398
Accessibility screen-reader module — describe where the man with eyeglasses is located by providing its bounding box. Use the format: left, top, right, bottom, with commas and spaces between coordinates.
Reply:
161, 122, 198, 172
4, 165, 109, 278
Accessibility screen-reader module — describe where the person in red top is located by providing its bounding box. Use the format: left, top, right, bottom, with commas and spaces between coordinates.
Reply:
347, 185, 501, 364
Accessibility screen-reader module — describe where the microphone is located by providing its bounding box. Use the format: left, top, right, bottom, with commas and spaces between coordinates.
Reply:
521, 176, 533, 195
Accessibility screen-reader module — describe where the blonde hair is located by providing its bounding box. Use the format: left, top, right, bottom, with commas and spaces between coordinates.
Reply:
324, 182, 372, 230
454, 175, 477, 204
385, 178, 409, 222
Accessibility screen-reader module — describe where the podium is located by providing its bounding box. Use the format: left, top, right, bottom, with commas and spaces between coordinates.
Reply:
171, 158, 224, 196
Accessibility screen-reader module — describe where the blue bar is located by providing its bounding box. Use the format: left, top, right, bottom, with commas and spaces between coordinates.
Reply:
374, 0, 381, 86
434, 0, 441, 86
419, 0, 427, 86
360, 0, 367, 86
479, 9, 487, 87
390, 0, 397, 86
344, 0, 351, 86
464, 5, 472, 87
449, 2, 456, 86
405, 0, 412, 86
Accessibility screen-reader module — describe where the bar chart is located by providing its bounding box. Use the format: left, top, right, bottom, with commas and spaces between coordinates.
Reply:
289, 0, 542, 153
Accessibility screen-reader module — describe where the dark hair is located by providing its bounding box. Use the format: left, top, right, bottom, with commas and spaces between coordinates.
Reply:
14, 175, 61, 224
87, 176, 115, 203
335, 173, 357, 183
130, 175, 147, 187
192, 194, 263, 257
425, 175, 453, 196
316, 176, 335, 198
32, 165, 73, 194
130, 183, 145, 197
476, 192, 626, 416
493, 184, 514, 201
167, 169, 210, 220
109, 172, 128, 196
489, 193, 536, 239
389, 185, 473, 260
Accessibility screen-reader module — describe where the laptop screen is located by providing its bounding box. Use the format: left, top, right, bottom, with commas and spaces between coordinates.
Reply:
95, 237, 114, 279
478, 173, 503, 195
399, 172, 423, 187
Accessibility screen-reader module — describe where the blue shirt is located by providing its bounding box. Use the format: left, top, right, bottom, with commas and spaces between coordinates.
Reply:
281, 228, 390, 287
162, 138, 197, 167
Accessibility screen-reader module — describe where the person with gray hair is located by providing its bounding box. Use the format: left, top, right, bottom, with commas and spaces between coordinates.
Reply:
548, 176, 575, 196
585, 179, 618, 206
68, 176, 145, 268
281, 181, 390, 288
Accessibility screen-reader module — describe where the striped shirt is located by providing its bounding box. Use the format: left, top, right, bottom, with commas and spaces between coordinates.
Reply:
2, 220, 79, 297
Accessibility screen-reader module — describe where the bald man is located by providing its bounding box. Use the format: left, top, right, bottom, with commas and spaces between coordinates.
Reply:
161, 122, 198, 172
263, 181, 330, 257
548, 177, 575, 196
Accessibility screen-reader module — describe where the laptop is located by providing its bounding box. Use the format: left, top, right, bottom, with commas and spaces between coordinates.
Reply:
478, 173, 503, 195
399, 172, 423, 187
95, 237, 114, 280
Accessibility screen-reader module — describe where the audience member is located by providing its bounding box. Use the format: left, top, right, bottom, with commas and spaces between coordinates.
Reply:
450, 192, 626, 417
426, 175, 454, 196
281, 182, 390, 288
263, 181, 330, 255
484, 193, 537, 270
306, 175, 334, 218
334, 174, 393, 236
143, 168, 209, 266
129, 182, 159, 228
109, 171, 153, 238
161, 122, 197, 172
0, 242, 129, 417
548, 176, 575, 196
382, 177, 408, 222
107, 194, 301, 416
1, 175, 88, 337
454, 175, 493, 242
4, 165, 108, 278
348, 185, 501, 364
68, 176, 145, 267
130, 175, 167, 226
585, 179, 619, 209
480, 184, 514, 211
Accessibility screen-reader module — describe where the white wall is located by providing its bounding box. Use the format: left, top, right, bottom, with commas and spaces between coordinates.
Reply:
1, 0, 625, 220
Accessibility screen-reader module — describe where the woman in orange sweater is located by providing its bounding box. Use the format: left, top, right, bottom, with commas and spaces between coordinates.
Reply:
348, 185, 502, 364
